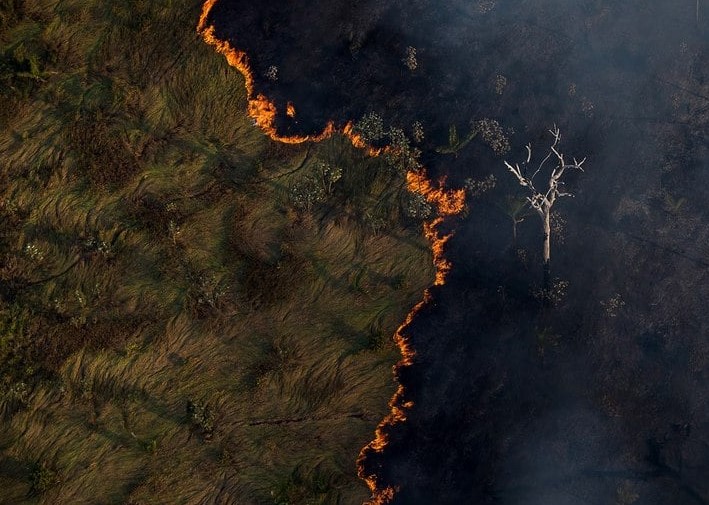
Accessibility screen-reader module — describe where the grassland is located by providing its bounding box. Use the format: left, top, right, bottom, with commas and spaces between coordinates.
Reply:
0, 1, 433, 503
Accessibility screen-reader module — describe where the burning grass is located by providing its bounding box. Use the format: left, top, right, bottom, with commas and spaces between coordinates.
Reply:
0, 1, 434, 503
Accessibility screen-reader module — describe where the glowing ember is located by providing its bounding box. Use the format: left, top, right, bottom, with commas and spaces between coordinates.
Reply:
198, 2, 467, 502
286, 101, 296, 118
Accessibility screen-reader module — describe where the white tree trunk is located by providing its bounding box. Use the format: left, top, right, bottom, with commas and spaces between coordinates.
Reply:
542, 209, 551, 265
542, 208, 551, 289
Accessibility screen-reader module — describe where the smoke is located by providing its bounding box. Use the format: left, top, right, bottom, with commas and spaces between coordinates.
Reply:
497, 403, 619, 505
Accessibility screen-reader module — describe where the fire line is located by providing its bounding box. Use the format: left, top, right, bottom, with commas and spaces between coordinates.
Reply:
198, 2, 465, 502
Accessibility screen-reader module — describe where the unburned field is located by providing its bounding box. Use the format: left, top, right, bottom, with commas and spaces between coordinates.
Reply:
0, 1, 434, 503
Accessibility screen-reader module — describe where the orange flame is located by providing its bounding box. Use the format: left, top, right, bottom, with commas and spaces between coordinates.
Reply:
355, 177, 461, 503
343, 122, 385, 156
406, 171, 466, 217
198, 3, 466, 503
199, 0, 336, 144
355, 289, 428, 503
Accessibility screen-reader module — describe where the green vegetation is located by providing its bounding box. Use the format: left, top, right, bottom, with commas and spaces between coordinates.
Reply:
0, 1, 433, 503
435, 124, 478, 156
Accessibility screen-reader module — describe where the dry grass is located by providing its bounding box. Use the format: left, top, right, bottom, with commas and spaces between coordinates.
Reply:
0, 1, 433, 503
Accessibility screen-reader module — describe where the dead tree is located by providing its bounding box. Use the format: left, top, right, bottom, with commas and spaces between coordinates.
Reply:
504, 125, 585, 288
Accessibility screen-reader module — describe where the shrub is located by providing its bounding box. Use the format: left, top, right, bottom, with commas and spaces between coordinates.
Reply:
186, 400, 214, 441
29, 461, 57, 495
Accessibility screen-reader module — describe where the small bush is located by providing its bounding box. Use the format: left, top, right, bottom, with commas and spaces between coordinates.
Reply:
29, 461, 57, 495
186, 400, 214, 441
